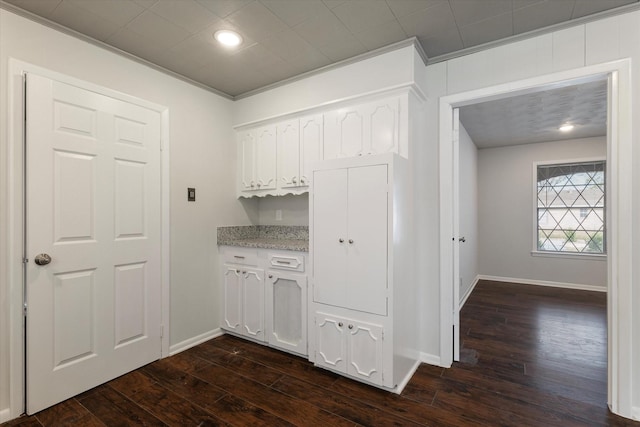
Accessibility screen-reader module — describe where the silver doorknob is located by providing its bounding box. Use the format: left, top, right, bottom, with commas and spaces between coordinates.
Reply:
34, 253, 52, 266
348, 239, 354, 244
339, 238, 344, 243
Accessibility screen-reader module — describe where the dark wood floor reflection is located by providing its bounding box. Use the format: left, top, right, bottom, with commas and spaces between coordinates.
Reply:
5, 280, 638, 426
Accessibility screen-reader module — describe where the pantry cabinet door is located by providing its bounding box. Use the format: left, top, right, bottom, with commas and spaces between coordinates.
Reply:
277, 120, 300, 189
312, 168, 348, 307
299, 114, 323, 186
347, 320, 384, 386
255, 126, 277, 190
347, 164, 388, 315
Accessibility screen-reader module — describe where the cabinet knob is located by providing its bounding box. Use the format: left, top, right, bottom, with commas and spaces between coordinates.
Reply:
257, 182, 262, 188
242, 271, 246, 274
250, 181, 255, 188
292, 177, 297, 184
300, 177, 306, 184
338, 322, 344, 327
339, 238, 344, 243
235, 269, 240, 274
348, 239, 354, 244
268, 274, 273, 278
348, 324, 354, 329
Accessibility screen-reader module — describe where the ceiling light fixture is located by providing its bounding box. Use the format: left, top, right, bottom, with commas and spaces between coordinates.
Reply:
559, 124, 574, 132
214, 30, 242, 47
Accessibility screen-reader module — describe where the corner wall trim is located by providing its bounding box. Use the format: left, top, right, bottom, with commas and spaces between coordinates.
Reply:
0, 408, 11, 423
476, 275, 607, 293
420, 352, 444, 367
168, 329, 223, 356
396, 360, 421, 394
459, 276, 480, 308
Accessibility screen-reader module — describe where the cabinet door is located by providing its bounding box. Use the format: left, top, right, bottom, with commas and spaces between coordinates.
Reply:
299, 114, 323, 186
312, 168, 348, 307
222, 265, 243, 334
347, 320, 384, 386
255, 126, 277, 190
315, 313, 346, 373
277, 120, 300, 189
238, 130, 256, 191
266, 272, 307, 355
242, 268, 265, 341
323, 108, 365, 159
347, 165, 388, 315
365, 97, 399, 155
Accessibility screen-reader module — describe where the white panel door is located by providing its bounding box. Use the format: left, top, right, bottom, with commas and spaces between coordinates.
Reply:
26, 74, 162, 414
312, 169, 348, 307
255, 126, 277, 190
347, 165, 388, 315
277, 120, 300, 188
299, 114, 323, 186
347, 320, 384, 386
242, 268, 265, 341
222, 265, 243, 333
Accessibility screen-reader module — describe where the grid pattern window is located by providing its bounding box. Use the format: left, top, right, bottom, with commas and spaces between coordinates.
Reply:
537, 161, 605, 254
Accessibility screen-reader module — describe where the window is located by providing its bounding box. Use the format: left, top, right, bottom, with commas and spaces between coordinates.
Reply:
536, 160, 605, 254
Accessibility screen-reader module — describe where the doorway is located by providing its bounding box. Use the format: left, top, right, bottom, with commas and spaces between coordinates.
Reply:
439, 60, 633, 416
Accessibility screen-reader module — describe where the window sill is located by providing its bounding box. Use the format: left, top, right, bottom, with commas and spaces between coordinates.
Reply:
531, 251, 607, 261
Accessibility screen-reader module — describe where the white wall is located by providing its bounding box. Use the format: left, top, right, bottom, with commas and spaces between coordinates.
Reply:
424, 9, 640, 419
458, 124, 479, 300
477, 137, 607, 288
257, 194, 309, 226
0, 9, 257, 418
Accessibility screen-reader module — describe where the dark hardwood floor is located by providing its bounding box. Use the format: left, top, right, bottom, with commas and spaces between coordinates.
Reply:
5, 280, 639, 426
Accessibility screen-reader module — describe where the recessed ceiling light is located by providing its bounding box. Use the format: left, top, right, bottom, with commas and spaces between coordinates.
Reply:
214, 30, 242, 47
559, 124, 574, 132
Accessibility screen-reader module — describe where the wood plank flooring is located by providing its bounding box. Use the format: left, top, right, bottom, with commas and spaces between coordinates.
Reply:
4, 280, 639, 426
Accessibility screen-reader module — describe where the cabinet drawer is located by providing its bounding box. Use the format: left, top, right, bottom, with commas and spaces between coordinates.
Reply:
268, 253, 305, 272
223, 249, 258, 266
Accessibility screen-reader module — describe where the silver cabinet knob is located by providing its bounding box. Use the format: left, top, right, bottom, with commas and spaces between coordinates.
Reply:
250, 181, 255, 188
300, 177, 306, 184
348, 239, 354, 244
338, 322, 343, 327
348, 324, 353, 329
268, 274, 273, 279
257, 182, 262, 188
459, 237, 466, 243
339, 238, 344, 243
34, 253, 52, 266
292, 177, 297, 184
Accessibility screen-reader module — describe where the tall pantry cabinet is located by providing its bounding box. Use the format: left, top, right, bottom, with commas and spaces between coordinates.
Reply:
309, 152, 419, 391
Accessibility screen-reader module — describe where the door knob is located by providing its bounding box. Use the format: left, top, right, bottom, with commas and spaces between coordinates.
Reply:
339, 238, 344, 243
348, 239, 354, 244
34, 253, 52, 266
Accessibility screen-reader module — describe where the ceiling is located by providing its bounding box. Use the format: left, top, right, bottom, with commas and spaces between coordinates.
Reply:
459, 79, 608, 148
2, 0, 638, 98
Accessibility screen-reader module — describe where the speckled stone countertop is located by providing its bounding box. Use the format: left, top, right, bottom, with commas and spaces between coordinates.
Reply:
217, 225, 309, 252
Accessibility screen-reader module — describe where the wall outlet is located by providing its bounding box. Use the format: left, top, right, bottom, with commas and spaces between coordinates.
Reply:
275, 209, 282, 221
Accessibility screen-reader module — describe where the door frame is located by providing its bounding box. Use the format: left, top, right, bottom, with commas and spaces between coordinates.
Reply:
5, 59, 171, 418
439, 59, 632, 416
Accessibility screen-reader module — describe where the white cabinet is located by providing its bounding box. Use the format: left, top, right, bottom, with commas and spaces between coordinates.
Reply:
309, 153, 418, 392
315, 313, 384, 386
220, 247, 308, 355
238, 125, 277, 194
277, 115, 323, 191
266, 271, 307, 355
312, 162, 388, 316
323, 96, 403, 159
222, 263, 265, 342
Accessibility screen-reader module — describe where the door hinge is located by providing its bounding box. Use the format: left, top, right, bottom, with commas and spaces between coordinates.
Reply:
160, 324, 164, 338
23, 302, 28, 316
23, 257, 28, 264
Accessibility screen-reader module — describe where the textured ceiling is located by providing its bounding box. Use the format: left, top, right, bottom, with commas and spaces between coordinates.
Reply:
459, 79, 608, 148
2, 0, 638, 97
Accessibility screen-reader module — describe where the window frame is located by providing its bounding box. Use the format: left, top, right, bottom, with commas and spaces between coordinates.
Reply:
531, 157, 607, 260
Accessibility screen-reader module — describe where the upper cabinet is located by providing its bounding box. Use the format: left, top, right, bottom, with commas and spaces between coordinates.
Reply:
236, 92, 414, 198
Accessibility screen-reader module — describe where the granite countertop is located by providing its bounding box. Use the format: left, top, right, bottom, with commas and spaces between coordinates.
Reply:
217, 225, 308, 252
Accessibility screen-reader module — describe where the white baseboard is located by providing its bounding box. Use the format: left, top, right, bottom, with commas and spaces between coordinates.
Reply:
477, 275, 607, 293
169, 328, 223, 356
420, 352, 446, 367
459, 275, 480, 308
395, 359, 421, 394
632, 406, 640, 421
0, 408, 12, 423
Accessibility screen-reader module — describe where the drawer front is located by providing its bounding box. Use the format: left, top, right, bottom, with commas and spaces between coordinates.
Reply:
268, 253, 305, 272
223, 249, 258, 266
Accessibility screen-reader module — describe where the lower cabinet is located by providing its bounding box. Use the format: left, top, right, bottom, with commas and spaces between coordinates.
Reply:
220, 246, 308, 355
222, 264, 265, 341
266, 272, 307, 355
315, 312, 384, 386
